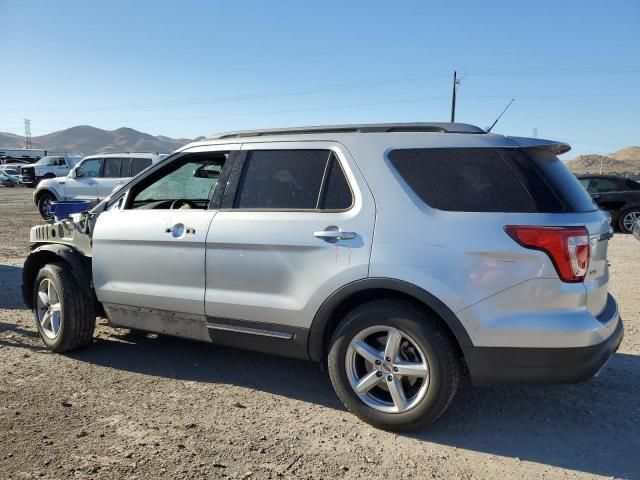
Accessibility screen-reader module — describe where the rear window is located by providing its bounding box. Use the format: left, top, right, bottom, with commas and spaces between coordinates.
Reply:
389, 148, 595, 213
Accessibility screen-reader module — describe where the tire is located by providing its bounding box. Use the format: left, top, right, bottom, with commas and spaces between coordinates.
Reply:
32, 262, 96, 352
618, 208, 640, 234
328, 299, 461, 432
37, 191, 55, 220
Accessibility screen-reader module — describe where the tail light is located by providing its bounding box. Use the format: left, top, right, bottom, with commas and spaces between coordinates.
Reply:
504, 226, 590, 282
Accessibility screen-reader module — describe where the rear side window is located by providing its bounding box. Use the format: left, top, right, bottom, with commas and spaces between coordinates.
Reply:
234, 150, 352, 210
131, 158, 152, 176
389, 148, 539, 212
103, 158, 122, 177
320, 153, 353, 210
389, 148, 594, 213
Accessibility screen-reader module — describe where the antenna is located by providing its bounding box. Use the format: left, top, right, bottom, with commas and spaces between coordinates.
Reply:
24, 119, 32, 149
487, 98, 515, 133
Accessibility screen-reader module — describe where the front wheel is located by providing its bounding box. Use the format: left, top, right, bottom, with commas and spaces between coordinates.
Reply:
37, 192, 55, 220
618, 208, 640, 234
33, 262, 95, 352
328, 299, 461, 431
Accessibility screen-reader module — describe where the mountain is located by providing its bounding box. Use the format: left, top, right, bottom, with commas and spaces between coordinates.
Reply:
0, 125, 196, 155
566, 146, 640, 174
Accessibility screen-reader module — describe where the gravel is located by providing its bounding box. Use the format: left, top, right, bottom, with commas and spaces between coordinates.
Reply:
1, 187, 639, 479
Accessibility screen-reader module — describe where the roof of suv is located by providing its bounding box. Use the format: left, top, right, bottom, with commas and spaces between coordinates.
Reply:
206, 122, 486, 139
82, 152, 161, 160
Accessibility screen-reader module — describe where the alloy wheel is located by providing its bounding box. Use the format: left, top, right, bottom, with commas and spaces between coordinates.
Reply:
622, 210, 640, 233
345, 325, 430, 414
36, 278, 62, 339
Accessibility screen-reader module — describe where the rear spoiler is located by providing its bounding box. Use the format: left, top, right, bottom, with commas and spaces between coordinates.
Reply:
507, 136, 571, 155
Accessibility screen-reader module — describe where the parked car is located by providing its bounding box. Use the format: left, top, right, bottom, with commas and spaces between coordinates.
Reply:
0, 165, 22, 182
33, 153, 164, 220
19, 155, 82, 187
577, 174, 640, 234
22, 123, 622, 431
0, 171, 18, 187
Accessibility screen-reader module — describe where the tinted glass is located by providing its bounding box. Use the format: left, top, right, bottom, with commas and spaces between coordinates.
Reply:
120, 158, 132, 177
77, 158, 102, 178
235, 150, 329, 209
103, 158, 122, 177
625, 179, 640, 190
516, 150, 596, 212
131, 158, 152, 176
389, 148, 539, 212
321, 154, 353, 210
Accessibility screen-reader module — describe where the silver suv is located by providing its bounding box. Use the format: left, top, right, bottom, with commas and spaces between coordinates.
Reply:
22, 123, 623, 431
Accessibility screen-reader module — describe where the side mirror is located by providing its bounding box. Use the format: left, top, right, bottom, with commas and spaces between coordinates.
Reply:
69, 167, 78, 178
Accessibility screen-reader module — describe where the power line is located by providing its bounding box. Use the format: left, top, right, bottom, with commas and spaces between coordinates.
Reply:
7, 65, 640, 115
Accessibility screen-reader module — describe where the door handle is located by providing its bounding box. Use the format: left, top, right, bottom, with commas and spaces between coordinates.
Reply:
313, 226, 356, 242
164, 224, 196, 236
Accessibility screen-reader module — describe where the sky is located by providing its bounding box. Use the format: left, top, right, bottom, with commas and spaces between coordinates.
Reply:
1, 0, 639, 158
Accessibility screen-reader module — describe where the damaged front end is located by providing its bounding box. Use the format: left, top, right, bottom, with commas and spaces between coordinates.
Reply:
29, 211, 96, 256
23, 211, 99, 309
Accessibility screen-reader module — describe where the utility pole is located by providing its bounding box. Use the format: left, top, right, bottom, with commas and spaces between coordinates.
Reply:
24, 119, 32, 149
450, 70, 458, 122
532, 127, 539, 138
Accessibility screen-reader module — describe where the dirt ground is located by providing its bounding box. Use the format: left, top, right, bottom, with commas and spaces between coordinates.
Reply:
0, 187, 638, 480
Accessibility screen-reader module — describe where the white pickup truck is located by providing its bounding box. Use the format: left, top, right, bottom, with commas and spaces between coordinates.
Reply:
19, 155, 82, 187
33, 152, 164, 219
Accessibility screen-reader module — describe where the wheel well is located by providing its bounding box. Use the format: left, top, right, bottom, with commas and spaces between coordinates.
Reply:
313, 287, 467, 367
34, 189, 56, 204
22, 247, 100, 315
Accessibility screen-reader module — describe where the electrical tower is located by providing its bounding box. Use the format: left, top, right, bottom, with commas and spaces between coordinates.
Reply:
532, 127, 539, 138
24, 119, 32, 149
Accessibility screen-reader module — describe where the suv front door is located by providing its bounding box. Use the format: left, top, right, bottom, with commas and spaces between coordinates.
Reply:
92, 146, 240, 340
65, 158, 102, 201
204, 143, 375, 346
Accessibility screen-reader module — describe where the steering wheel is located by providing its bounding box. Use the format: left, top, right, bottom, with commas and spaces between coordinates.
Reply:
169, 199, 197, 210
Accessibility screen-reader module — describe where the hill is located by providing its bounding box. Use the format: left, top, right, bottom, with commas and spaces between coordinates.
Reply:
566, 146, 640, 174
0, 125, 194, 155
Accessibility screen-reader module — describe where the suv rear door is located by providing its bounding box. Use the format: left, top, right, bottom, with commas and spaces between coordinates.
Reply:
204, 142, 375, 339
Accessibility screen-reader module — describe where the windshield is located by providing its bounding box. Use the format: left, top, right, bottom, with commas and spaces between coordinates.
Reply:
35, 156, 63, 166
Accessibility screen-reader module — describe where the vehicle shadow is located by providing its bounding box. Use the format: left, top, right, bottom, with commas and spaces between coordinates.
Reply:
0, 264, 24, 310
69, 329, 640, 479
70, 329, 343, 410
422, 352, 640, 479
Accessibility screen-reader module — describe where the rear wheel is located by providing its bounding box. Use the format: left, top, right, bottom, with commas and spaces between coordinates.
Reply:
37, 192, 55, 220
328, 299, 461, 431
33, 262, 95, 352
618, 208, 640, 234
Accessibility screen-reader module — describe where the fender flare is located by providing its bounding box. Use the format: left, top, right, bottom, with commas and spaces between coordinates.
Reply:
22, 244, 92, 309
307, 277, 473, 362
34, 187, 61, 205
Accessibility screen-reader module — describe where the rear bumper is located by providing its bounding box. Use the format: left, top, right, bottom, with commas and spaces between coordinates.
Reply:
466, 295, 624, 385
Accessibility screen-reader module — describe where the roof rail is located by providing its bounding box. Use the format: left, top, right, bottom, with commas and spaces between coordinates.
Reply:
207, 122, 486, 140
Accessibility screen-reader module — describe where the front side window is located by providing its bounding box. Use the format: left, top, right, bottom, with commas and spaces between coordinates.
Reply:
234, 150, 352, 210
36, 156, 63, 166
129, 152, 228, 209
76, 158, 102, 178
